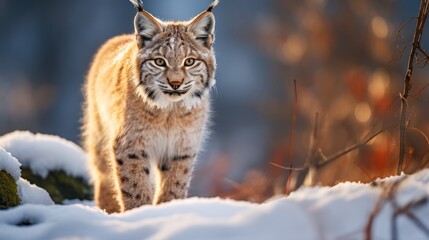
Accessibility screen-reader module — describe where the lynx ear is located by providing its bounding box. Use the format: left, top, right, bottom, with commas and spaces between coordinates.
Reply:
133, 8, 163, 48
188, 0, 219, 48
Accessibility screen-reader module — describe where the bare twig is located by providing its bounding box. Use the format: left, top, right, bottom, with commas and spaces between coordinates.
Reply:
290, 123, 389, 191
414, 82, 429, 97
365, 177, 407, 240
398, 0, 429, 175
365, 175, 429, 240
223, 178, 242, 189
393, 17, 417, 62
317, 148, 328, 161
409, 95, 425, 103
292, 125, 387, 190
303, 112, 320, 187
318, 128, 386, 169
269, 162, 305, 171
392, 195, 429, 239
353, 160, 374, 181
290, 112, 320, 190
418, 45, 429, 60
308, 113, 320, 163
404, 208, 429, 237
286, 79, 298, 194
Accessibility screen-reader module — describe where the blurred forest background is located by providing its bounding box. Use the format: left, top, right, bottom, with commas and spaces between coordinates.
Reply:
1, 0, 428, 202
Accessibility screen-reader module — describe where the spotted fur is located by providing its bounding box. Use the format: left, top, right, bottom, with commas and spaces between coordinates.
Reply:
82, 3, 217, 213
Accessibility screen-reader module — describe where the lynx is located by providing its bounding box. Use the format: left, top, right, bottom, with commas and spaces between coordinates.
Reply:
82, 0, 218, 213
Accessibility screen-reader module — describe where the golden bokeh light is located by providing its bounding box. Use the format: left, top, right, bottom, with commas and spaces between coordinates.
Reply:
368, 68, 390, 100
354, 102, 372, 123
371, 16, 389, 39
282, 35, 307, 63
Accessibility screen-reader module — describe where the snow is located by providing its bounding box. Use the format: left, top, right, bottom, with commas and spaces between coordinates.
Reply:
0, 198, 317, 240
0, 131, 428, 239
16, 178, 54, 205
0, 131, 90, 181
0, 170, 428, 240
0, 147, 21, 181
287, 173, 429, 240
0, 145, 54, 206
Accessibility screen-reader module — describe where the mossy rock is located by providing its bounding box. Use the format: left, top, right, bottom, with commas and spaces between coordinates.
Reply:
21, 167, 92, 204
0, 170, 21, 209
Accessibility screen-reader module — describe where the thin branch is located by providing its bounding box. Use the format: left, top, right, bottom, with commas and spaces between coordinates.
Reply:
392, 210, 398, 240
398, 0, 429, 175
317, 148, 328, 161
223, 178, 242, 189
409, 95, 425, 103
303, 112, 320, 186
353, 160, 374, 181
365, 188, 390, 240
405, 211, 429, 237
393, 17, 417, 62
318, 128, 386, 169
416, 46, 429, 67
269, 162, 305, 171
365, 178, 407, 240
286, 79, 298, 194
418, 46, 429, 60
308, 112, 320, 163
392, 195, 429, 239
414, 82, 429, 97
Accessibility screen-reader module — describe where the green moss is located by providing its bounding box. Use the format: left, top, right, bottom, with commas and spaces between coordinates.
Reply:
0, 170, 21, 209
21, 167, 92, 204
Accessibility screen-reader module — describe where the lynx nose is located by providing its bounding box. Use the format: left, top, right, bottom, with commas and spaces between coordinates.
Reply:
168, 79, 183, 90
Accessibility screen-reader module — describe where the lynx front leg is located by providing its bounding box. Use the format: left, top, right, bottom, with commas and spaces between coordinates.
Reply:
91, 149, 123, 214
115, 149, 154, 210
154, 154, 195, 204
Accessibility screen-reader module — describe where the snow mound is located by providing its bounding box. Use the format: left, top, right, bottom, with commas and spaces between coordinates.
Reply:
0, 131, 89, 181
0, 147, 21, 181
17, 178, 54, 205
288, 170, 429, 240
0, 198, 317, 240
0, 169, 428, 240
0, 146, 54, 206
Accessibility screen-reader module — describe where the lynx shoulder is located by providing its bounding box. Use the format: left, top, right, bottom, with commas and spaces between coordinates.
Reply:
82, 0, 218, 213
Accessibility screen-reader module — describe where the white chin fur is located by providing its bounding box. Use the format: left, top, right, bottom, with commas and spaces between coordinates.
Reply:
182, 93, 204, 110
140, 91, 170, 109
150, 92, 205, 110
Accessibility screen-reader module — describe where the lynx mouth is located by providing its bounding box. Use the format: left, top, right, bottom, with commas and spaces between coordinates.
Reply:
162, 90, 189, 96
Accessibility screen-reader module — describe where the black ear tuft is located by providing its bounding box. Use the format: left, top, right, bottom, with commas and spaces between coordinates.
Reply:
188, 1, 219, 48
130, 0, 143, 12
206, 0, 219, 12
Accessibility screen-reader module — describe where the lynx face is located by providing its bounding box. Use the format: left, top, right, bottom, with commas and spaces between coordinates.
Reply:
134, 9, 216, 109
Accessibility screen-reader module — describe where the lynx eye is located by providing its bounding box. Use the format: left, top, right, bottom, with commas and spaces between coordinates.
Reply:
184, 58, 196, 67
154, 58, 166, 67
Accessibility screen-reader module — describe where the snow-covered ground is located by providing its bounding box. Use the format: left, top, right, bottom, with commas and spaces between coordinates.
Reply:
0, 131, 428, 240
